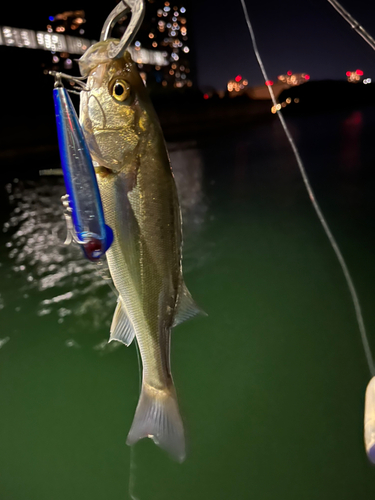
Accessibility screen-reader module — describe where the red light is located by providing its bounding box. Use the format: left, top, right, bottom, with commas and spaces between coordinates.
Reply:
356, 69, 363, 75
265, 80, 273, 86
235, 75, 242, 82
346, 71, 351, 77
287, 71, 292, 76
203, 93, 209, 100
304, 74, 310, 80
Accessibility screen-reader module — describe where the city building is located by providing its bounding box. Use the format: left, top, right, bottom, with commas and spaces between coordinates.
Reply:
44, 1, 194, 89
227, 75, 249, 96
346, 69, 363, 83
0, 1, 195, 90
277, 71, 310, 86
124, 0, 194, 89
46, 10, 88, 72
245, 71, 310, 101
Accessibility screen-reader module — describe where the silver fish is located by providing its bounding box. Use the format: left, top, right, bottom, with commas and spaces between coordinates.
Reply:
79, 41, 202, 462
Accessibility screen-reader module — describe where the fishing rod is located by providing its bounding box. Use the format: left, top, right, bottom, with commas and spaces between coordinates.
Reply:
239, 0, 375, 464
326, 0, 375, 52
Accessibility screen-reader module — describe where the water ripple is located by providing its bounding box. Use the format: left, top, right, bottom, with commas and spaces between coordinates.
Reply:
2, 179, 114, 325
1, 150, 209, 329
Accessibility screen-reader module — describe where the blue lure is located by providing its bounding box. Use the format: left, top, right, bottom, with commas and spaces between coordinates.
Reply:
53, 85, 113, 261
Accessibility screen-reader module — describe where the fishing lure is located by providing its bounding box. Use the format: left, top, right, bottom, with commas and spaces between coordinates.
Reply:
52, 75, 113, 261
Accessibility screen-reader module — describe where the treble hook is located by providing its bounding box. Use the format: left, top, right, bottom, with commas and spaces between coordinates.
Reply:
100, 0, 146, 60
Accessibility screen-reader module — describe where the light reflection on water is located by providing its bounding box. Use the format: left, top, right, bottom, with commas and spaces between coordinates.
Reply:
1, 144, 208, 345
2, 180, 114, 335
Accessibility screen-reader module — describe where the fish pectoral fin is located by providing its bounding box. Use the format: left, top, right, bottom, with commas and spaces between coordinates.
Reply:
109, 299, 136, 346
173, 281, 207, 328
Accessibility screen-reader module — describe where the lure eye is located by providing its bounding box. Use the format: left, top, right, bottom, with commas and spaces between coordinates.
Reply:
111, 80, 131, 102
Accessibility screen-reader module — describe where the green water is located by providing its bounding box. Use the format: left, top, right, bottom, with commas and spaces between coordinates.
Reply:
1, 111, 375, 498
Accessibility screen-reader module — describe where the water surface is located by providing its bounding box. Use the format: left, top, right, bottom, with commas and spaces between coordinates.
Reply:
1, 109, 375, 499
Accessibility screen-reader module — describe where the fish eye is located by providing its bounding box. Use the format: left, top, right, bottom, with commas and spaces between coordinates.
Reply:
111, 79, 131, 102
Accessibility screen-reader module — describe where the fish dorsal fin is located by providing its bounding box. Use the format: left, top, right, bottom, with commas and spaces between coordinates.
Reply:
109, 299, 136, 346
173, 281, 205, 328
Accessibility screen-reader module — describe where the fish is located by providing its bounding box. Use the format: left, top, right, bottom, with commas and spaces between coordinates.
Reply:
78, 40, 202, 462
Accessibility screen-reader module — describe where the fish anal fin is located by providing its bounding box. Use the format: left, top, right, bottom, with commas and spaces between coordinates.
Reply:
109, 299, 135, 346
126, 382, 185, 462
173, 281, 206, 328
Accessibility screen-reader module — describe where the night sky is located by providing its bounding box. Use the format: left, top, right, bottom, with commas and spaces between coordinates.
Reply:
3, 0, 375, 90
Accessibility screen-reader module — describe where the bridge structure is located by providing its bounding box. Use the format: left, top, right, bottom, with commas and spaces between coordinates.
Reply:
0, 25, 169, 66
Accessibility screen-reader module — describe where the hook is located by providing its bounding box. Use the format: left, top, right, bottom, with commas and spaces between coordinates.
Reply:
100, 0, 146, 60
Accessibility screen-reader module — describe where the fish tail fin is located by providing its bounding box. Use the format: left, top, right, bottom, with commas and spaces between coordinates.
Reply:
126, 381, 185, 462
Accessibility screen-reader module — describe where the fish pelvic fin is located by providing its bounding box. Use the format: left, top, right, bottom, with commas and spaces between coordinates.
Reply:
126, 381, 186, 463
109, 298, 136, 346
173, 281, 207, 328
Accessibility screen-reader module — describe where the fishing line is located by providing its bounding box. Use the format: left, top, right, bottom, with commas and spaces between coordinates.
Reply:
128, 445, 139, 500
239, 0, 375, 377
128, 337, 142, 500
